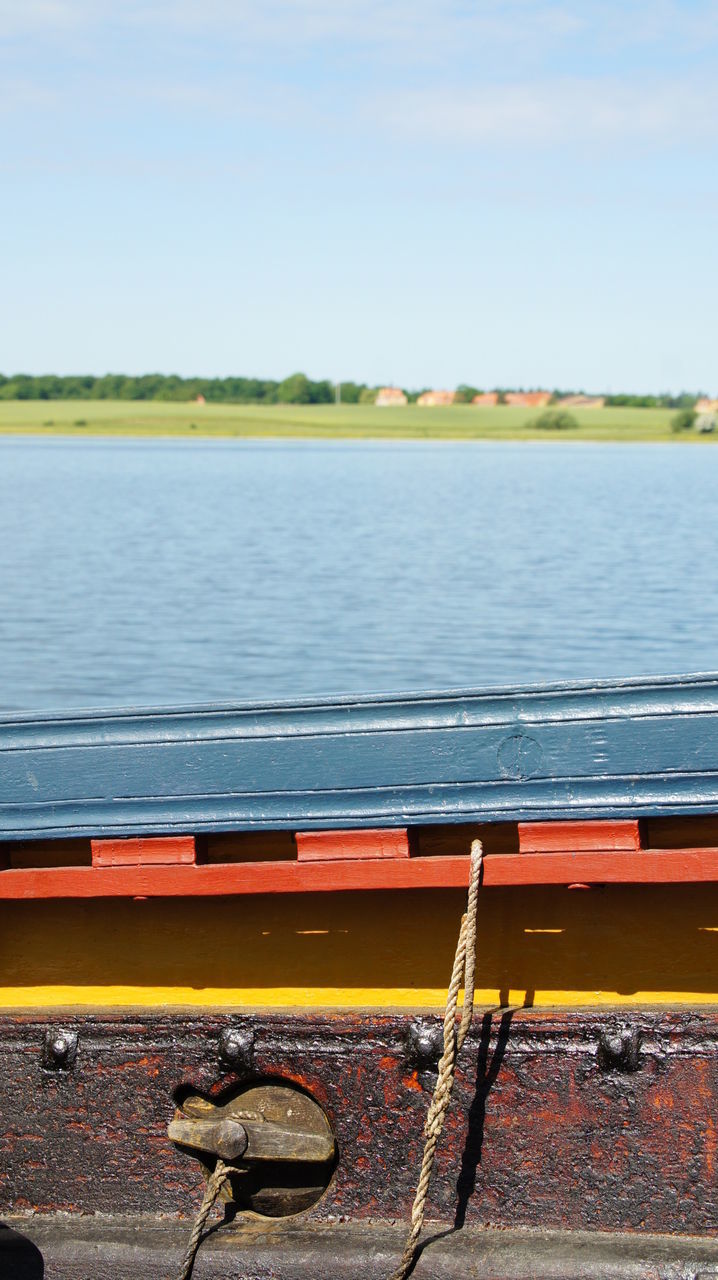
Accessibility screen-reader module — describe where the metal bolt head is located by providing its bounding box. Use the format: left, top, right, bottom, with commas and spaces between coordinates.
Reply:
51, 1034, 70, 1060
219, 1026, 255, 1073
605, 1035, 625, 1058
415, 1029, 441, 1061
406, 1021, 444, 1092
597, 1026, 641, 1073
406, 1020, 443, 1069
42, 1027, 78, 1070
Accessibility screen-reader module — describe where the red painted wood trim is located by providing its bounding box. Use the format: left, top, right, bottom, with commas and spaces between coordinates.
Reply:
296, 828, 409, 862
0, 856, 470, 900
3, 847, 718, 897
518, 821, 641, 853
91, 836, 196, 867
481, 848, 718, 885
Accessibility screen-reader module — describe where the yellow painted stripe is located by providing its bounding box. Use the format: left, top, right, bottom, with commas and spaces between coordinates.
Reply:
3, 985, 718, 1009
3, 885, 718, 1010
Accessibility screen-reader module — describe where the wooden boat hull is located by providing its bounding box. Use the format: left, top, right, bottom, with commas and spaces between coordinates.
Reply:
3, 1007, 718, 1234
3, 677, 718, 1276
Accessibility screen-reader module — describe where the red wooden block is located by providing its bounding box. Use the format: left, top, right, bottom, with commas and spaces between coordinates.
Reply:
518, 820, 641, 853
296, 828, 409, 863
91, 836, 196, 868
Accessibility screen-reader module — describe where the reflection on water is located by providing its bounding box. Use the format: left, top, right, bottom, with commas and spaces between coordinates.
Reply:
0, 437, 717, 710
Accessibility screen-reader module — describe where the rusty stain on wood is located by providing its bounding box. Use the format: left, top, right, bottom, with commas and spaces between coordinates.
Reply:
3, 1009, 718, 1235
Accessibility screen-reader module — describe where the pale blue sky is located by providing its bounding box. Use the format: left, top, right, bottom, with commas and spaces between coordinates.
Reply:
2, 1, 717, 392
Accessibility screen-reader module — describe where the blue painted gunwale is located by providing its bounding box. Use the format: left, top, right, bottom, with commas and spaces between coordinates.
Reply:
1, 673, 718, 840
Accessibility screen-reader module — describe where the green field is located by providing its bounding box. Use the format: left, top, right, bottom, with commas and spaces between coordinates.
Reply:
0, 399, 711, 442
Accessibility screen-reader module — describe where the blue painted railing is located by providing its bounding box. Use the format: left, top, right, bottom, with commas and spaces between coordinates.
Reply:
1, 673, 718, 839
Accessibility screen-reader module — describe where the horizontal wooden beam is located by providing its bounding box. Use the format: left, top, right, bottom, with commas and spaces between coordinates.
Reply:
3, 847, 718, 898
0, 856, 470, 899
481, 848, 718, 885
3, 674, 718, 839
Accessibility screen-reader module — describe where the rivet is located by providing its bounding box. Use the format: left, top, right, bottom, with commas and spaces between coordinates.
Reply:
42, 1027, 78, 1070
219, 1026, 255, 1073
406, 1020, 443, 1089
597, 1026, 641, 1073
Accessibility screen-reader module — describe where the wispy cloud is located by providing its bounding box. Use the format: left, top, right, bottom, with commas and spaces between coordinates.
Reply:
3, 0, 718, 156
371, 77, 718, 147
3, 0, 717, 58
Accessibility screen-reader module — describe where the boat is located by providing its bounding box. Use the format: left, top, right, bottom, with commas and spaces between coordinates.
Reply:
2, 671, 718, 1278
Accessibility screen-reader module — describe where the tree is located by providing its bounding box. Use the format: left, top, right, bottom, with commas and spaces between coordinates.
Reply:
671, 408, 696, 433
277, 373, 313, 404
311, 379, 334, 404
532, 409, 579, 431
454, 385, 480, 404
338, 382, 365, 404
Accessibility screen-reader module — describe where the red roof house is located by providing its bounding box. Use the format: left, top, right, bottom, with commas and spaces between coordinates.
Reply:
504, 391, 552, 408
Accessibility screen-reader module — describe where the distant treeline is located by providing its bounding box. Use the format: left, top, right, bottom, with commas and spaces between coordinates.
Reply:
0, 372, 702, 409
0, 372, 337, 404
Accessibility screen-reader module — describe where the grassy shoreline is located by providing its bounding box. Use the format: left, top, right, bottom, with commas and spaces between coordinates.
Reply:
0, 400, 714, 442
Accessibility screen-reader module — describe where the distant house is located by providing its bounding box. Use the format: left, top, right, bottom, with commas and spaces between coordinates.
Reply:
472, 392, 499, 406
195, 394, 206, 406
375, 387, 408, 407
696, 397, 718, 414
417, 390, 456, 407
557, 395, 605, 409
504, 391, 552, 408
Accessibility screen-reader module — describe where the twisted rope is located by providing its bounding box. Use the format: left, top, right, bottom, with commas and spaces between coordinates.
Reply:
390, 838, 483, 1280
175, 837, 483, 1280
176, 1158, 240, 1280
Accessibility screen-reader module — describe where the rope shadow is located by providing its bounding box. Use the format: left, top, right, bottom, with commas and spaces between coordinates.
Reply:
454, 1006, 515, 1228
397, 1006, 515, 1277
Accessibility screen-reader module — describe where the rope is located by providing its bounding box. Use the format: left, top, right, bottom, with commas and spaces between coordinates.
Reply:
390, 838, 483, 1280
175, 837, 483, 1280
176, 1158, 240, 1280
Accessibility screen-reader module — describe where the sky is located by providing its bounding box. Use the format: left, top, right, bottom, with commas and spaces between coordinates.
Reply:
2, 0, 717, 393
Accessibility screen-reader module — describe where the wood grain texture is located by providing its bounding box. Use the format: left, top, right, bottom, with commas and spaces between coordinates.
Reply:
4, 846, 718, 898
518, 820, 641, 852
4, 886, 718, 1007
0, 855, 470, 898
2, 673, 718, 838
296, 829, 409, 862
91, 836, 196, 867
5, 1010, 718, 1234
482, 848, 718, 884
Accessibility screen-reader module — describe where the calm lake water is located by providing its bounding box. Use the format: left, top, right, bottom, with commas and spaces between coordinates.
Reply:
1, 436, 717, 711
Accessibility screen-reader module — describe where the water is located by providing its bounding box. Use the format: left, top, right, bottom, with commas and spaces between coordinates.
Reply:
1, 436, 717, 711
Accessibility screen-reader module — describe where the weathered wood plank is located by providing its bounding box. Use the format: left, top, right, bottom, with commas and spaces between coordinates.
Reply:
482, 848, 718, 885
518, 820, 641, 852
0, 855, 470, 898
2, 673, 718, 838
4, 846, 718, 897
91, 836, 196, 867
296, 829, 409, 862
